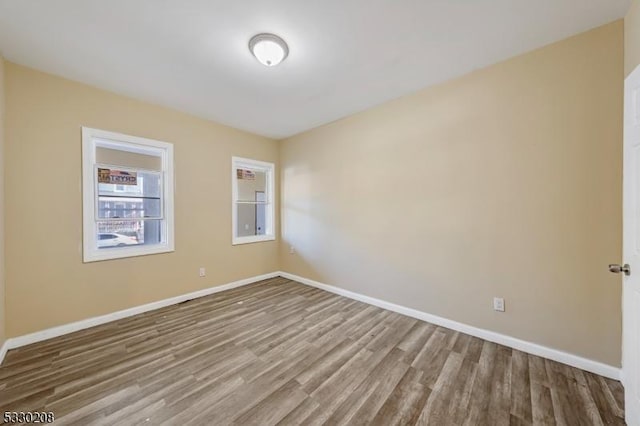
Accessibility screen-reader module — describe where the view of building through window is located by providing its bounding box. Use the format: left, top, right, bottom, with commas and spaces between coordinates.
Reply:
96, 171, 162, 248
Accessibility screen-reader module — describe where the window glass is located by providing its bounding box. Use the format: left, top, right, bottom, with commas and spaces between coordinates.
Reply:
232, 158, 275, 245
83, 127, 174, 262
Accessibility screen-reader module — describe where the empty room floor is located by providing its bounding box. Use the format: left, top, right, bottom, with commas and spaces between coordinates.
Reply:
0, 277, 625, 425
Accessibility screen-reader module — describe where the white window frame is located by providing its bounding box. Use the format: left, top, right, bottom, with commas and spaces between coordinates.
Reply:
232, 156, 275, 245
82, 127, 175, 262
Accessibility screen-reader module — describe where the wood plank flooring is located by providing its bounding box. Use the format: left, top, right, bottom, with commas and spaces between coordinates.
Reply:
0, 277, 626, 425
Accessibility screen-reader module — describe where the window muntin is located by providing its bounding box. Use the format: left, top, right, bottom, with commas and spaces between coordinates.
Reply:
82, 128, 174, 262
232, 157, 275, 245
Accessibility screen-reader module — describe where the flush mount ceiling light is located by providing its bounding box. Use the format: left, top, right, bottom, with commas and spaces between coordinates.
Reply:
249, 33, 289, 67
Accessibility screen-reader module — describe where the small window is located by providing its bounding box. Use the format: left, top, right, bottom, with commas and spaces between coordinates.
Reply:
232, 157, 275, 245
82, 127, 174, 262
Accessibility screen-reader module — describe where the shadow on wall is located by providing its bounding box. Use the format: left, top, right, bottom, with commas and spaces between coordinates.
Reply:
280, 162, 482, 313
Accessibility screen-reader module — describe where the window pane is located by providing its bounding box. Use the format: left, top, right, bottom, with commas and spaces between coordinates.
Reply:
96, 219, 162, 249
98, 197, 161, 219
231, 157, 274, 245
98, 170, 161, 198
236, 202, 269, 237
96, 147, 162, 171
97, 169, 162, 219
236, 169, 267, 202
84, 128, 175, 262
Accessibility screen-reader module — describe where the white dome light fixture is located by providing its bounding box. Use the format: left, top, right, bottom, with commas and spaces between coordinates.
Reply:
249, 33, 289, 67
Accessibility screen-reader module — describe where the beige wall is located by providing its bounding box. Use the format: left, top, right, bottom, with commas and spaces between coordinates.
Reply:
0, 56, 5, 348
280, 21, 624, 366
4, 62, 279, 337
626, 0, 640, 77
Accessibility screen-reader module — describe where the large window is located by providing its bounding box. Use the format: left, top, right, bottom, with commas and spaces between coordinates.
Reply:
82, 127, 174, 262
232, 157, 275, 245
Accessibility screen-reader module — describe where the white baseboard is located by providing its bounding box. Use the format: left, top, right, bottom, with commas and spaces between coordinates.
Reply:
0, 272, 280, 365
0, 339, 9, 365
1, 270, 621, 381
279, 271, 621, 381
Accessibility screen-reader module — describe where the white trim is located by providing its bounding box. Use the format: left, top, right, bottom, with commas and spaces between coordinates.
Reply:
233, 234, 276, 245
231, 156, 276, 245
232, 157, 274, 171
82, 127, 175, 263
0, 340, 9, 366
0, 272, 280, 364
278, 271, 622, 380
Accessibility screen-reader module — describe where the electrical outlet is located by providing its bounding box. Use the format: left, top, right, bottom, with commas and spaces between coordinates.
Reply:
493, 297, 505, 312
289, 245, 295, 254
199, 267, 206, 277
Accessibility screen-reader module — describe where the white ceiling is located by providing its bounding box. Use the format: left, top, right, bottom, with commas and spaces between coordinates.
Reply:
0, 0, 631, 139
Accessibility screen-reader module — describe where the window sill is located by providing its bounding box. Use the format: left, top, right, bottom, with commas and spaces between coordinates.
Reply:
232, 235, 276, 245
83, 244, 175, 263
